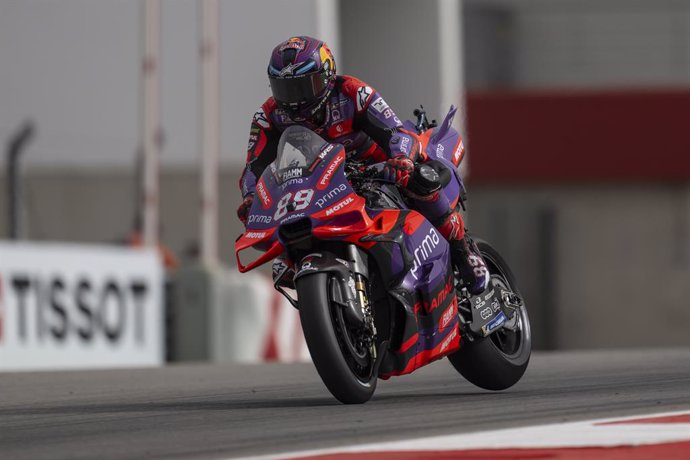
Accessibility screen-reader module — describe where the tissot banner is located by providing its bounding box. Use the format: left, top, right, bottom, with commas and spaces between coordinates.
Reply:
0, 241, 163, 371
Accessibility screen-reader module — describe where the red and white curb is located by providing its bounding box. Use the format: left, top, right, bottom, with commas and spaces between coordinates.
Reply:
233, 409, 690, 459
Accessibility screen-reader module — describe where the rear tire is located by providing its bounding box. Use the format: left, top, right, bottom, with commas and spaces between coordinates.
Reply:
448, 239, 531, 390
297, 273, 376, 404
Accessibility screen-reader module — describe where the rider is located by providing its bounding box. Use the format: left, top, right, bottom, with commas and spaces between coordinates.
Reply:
237, 36, 489, 295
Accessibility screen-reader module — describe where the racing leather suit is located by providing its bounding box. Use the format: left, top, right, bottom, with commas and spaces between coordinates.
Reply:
240, 75, 458, 231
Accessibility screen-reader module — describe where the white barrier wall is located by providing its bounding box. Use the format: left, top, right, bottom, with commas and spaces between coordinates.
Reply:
0, 242, 164, 371
171, 267, 309, 363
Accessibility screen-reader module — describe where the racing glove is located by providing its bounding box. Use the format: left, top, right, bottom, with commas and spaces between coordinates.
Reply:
237, 194, 254, 225
383, 156, 415, 188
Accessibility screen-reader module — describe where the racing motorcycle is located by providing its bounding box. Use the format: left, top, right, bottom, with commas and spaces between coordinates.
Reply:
235, 106, 531, 404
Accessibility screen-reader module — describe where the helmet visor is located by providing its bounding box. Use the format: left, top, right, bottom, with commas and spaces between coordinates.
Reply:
269, 71, 328, 106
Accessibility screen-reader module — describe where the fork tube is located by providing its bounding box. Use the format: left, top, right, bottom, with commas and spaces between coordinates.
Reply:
347, 244, 368, 278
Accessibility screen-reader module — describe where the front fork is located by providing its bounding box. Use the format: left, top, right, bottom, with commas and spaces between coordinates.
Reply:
346, 245, 378, 359
280, 245, 377, 357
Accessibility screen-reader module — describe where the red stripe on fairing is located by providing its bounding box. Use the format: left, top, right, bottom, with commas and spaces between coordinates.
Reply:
283, 441, 690, 460
383, 326, 460, 378
598, 414, 690, 425
396, 333, 418, 354
403, 212, 425, 235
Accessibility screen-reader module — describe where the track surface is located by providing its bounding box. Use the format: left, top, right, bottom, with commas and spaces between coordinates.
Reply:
1, 349, 690, 460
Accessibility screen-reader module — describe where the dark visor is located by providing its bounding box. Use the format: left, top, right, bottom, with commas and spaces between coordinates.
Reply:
269, 72, 327, 105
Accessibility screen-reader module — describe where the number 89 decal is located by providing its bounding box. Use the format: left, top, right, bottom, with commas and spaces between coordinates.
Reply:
274, 189, 314, 220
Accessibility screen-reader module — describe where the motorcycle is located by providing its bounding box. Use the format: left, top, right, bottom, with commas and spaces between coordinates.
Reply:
235, 106, 531, 404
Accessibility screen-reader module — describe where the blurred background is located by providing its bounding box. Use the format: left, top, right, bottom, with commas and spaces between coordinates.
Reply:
1, 0, 689, 369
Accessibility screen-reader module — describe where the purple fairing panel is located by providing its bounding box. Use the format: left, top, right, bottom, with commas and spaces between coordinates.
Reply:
399, 219, 452, 298
418, 108, 467, 207
244, 143, 355, 239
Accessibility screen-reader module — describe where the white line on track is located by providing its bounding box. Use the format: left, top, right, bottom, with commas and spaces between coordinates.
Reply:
229, 409, 690, 460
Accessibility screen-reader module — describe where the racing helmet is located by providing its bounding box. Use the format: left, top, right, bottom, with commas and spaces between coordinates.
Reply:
267, 36, 336, 119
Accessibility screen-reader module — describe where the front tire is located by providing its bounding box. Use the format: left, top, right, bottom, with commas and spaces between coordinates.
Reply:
297, 273, 376, 404
448, 239, 532, 390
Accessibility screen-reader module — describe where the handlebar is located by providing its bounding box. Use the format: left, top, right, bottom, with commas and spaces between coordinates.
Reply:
346, 161, 394, 184
413, 106, 437, 133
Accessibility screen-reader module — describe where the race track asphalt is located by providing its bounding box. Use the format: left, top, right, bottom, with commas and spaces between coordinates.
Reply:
1, 348, 690, 459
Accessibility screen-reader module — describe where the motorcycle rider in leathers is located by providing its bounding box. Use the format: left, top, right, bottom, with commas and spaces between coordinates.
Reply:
237, 36, 489, 295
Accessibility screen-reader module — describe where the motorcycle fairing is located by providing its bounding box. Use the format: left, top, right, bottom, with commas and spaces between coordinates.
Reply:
331, 208, 461, 377
403, 106, 467, 209
235, 120, 464, 377
362, 217, 460, 378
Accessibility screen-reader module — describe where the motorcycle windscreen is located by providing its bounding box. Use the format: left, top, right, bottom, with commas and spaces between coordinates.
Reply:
272, 125, 330, 185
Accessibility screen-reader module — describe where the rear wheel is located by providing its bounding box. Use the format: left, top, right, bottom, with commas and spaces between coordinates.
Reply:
297, 273, 376, 404
448, 239, 532, 390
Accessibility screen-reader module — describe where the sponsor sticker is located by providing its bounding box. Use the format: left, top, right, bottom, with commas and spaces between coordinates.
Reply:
325, 196, 354, 216
315, 183, 347, 208
436, 143, 445, 158
256, 178, 273, 209
280, 212, 306, 223
440, 328, 458, 353
473, 288, 495, 310
410, 228, 441, 280
371, 97, 389, 113
440, 301, 456, 330
253, 108, 270, 129
482, 311, 507, 336
281, 168, 303, 182
247, 214, 272, 225
318, 144, 334, 160
317, 151, 345, 190
279, 37, 306, 52
400, 136, 411, 154
356, 86, 373, 111
453, 140, 464, 165
247, 133, 258, 151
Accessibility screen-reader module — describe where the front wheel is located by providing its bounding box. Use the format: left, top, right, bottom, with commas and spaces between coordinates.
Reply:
297, 273, 376, 404
448, 239, 532, 390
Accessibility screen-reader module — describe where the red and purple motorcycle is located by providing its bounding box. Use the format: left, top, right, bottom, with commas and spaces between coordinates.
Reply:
235, 107, 531, 404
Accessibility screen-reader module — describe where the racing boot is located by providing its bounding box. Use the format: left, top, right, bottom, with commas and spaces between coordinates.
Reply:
437, 210, 490, 295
